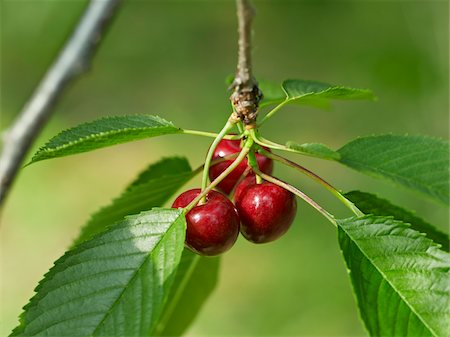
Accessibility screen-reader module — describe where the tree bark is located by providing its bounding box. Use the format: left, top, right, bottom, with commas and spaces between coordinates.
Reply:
230, 0, 262, 127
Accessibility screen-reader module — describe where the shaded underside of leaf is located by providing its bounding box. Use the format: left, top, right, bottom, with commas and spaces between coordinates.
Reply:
155, 250, 221, 336
338, 215, 450, 337
286, 141, 341, 160
30, 115, 182, 164
12, 209, 186, 337
73, 157, 194, 246
127, 156, 191, 191
345, 191, 449, 251
338, 135, 450, 205
258, 79, 286, 107
282, 79, 375, 105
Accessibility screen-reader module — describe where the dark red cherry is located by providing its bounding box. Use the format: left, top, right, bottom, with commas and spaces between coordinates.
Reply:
208, 138, 273, 194
234, 176, 297, 244
172, 189, 240, 256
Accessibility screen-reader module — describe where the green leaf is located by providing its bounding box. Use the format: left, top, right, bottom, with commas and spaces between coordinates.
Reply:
282, 79, 375, 107
70, 156, 219, 336
258, 80, 286, 107
29, 115, 182, 164
126, 156, 191, 191
73, 157, 194, 246
154, 250, 221, 336
345, 191, 449, 251
11, 208, 186, 337
338, 215, 450, 337
226, 77, 374, 109
286, 141, 341, 160
337, 135, 450, 205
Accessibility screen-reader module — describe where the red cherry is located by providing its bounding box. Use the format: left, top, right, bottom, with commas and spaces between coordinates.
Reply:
234, 176, 297, 244
208, 138, 273, 194
172, 189, 240, 256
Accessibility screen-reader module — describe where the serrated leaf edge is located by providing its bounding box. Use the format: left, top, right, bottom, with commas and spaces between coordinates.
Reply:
337, 134, 450, 204
344, 190, 449, 251
29, 115, 181, 164
11, 208, 185, 336
282, 79, 375, 102
338, 214, 447, 337
74, 171, 194, 247
285, 141, 341, 160
92, 208, 185, 335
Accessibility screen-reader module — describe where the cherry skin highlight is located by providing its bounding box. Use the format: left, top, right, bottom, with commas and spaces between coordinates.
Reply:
208, 138, 273, 194
172, 189, 240, 256
234, 176, 297, 244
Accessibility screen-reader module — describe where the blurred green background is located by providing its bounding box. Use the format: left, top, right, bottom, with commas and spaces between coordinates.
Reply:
1, 0, 448, 336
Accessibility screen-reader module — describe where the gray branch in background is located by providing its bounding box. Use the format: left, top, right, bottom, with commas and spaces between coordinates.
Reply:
0, 0, 121, 208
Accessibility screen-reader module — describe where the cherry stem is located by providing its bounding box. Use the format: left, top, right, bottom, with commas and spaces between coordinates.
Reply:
200, 120, 236, 203
236, 121, 245, 134
258, 149, 364, 217
258, 99, 289, 126
246, 149, 262, 183
229, 166, 251, 199
185, 138, 253, 212
252, 166, 337, 225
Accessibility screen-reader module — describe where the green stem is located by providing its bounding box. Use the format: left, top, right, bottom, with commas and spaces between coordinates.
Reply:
247, 149, 262, 183
186, 138, 254, 212
200, 121, 235, 202
183, 129, 242, 140
236, 121, 245, 134
229, 166, 251, 199
253, 166, 336, 225
259, 149, 364, 217
258, 99, 289, 126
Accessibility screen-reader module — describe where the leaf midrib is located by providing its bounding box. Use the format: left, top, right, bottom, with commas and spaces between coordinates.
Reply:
283, 84, 371, 102
23, 231, 170, 334
339, 221, 439, 337
91, 212, 182, 336
339, 156, 446, 201
42, 125, 181, 154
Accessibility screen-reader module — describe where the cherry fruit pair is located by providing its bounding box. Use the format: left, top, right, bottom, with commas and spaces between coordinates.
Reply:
172, 139, 297, 256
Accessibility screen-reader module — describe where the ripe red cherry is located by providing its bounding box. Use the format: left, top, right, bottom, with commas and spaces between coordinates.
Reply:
172, 189, 240, 256
208, 138, 273, 194
234, 177, 297, 244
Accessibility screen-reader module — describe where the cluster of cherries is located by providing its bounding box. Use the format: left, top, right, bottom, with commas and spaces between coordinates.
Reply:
172, 139, 297, 256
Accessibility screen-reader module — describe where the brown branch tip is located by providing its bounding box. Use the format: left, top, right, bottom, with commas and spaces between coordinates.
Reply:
230, 0, 262, 127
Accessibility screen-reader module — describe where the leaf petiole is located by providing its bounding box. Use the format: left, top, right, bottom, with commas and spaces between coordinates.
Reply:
258, 99, 289, 126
